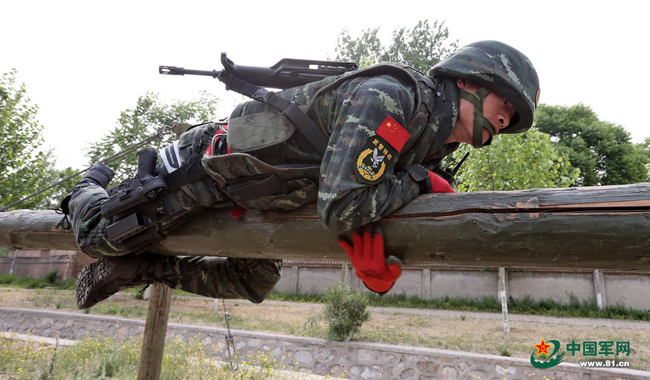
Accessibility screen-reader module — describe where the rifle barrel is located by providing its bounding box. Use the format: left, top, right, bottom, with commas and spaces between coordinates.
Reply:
159, 66, 223, 78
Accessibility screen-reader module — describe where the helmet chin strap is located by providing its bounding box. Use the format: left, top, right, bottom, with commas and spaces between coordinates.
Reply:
460, 87, 495, 148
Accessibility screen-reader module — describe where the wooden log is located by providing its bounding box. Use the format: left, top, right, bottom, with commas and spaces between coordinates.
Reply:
1, 183, 649, 270
137, 283, 172, 380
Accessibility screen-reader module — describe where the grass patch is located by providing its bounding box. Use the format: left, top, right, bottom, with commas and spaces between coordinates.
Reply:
0, 272, 74, 290
0, 334, 297, 379
268, 290, 650, 321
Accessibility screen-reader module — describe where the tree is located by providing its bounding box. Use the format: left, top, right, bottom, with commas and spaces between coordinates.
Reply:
450, 128, 580, 192
85, 91, 220, 183
334, 20, 459, 72
639, 137, 650, 182
0, 70, 71, 211
535, 104, 648, 186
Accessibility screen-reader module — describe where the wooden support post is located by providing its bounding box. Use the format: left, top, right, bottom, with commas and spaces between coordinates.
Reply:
593, 270, 606, 311
9, 249, 17, 275
498, 267, 510, 333
137, 283, 172, 380
422, 269, 431, 300
291, 266, 299, 293
341, 262, 350, 284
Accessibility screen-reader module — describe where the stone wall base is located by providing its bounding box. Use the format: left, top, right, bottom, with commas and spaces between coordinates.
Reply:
0, 308, 646, 380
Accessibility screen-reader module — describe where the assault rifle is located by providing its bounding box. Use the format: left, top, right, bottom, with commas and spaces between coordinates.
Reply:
160, 52, 358, 89
160, 52, 358, 154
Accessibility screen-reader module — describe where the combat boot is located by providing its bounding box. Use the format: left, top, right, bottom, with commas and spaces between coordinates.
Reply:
60, 163, 115, 219
75, 253, 178, 309
81, 163, 114, 188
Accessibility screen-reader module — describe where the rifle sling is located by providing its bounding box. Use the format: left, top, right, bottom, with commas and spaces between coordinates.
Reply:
222, 74, 328, 155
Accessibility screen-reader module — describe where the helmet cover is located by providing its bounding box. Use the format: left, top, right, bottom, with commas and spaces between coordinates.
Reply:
429, 40, 540, 134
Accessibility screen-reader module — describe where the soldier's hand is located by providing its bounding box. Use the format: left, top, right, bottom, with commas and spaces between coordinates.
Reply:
338, 225, 401, 294
427, 171, 456, 193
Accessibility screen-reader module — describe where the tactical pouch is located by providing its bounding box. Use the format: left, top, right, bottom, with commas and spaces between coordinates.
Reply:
223, 174, 285, 204
202, 153, 319, 211
228, 100, 297, 152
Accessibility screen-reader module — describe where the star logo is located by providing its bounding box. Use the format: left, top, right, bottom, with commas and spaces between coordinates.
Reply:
530, 338, 564, 369
534, 338, 552, 356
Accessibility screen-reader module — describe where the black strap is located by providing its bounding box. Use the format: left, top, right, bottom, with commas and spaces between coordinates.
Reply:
163, 155, 210, 193
223, 74, 329, 155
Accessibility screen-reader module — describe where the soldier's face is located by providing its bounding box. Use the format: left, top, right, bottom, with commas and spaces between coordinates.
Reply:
448, 79, 517, 146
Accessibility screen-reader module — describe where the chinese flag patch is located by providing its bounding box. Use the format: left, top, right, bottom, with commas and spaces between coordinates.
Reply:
376, 116, 410, 152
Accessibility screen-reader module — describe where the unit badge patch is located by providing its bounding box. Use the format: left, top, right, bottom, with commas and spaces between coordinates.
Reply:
355, 136, 397, 184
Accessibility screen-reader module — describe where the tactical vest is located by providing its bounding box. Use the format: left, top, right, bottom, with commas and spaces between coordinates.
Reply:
105, 65, 447, 252
202, 63, 442, 211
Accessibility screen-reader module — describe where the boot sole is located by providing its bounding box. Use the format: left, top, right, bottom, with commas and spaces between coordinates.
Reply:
76, 257, 122, 309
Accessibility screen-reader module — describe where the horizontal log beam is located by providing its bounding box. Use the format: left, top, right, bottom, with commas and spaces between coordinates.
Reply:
1, 183, 649, 270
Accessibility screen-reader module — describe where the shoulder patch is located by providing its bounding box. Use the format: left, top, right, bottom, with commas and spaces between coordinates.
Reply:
354, 136, 397, 184
376, 115, 410, 152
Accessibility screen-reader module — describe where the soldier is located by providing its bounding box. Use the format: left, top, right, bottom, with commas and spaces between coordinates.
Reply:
65, 40, 539, 308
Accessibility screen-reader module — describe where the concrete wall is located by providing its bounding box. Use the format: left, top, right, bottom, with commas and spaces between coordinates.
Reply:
605, 275, 650, 311
1, 308, 647, 380
0, 250, 94, 280
429, 270, 498, 300
508, 271, 596, 304
3, 253, 650, 310
276, 262, 650, 311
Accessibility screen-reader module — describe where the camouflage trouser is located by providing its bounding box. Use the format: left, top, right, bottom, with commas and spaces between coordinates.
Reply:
67, 181, 282, 302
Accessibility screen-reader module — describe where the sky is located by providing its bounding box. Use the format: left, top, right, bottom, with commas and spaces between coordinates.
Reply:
2, 0, 647, 170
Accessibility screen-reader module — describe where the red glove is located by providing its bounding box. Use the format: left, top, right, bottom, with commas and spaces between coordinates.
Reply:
428, 171, 456, 193
338, 225, 401, 294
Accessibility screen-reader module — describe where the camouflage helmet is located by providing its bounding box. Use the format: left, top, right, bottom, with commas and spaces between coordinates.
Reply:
429, 40, 540, 135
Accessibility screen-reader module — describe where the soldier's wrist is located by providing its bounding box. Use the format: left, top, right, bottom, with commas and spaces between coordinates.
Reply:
402, 165, 433, 194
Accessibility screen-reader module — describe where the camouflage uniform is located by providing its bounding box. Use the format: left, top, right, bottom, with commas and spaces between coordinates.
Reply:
217, 64, 461, 231
71, 40, 540, 308
67, 124, 281, 304
69, 63, 459, 303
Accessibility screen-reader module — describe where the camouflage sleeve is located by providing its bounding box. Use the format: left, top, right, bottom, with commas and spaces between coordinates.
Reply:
315, 75, 428, 232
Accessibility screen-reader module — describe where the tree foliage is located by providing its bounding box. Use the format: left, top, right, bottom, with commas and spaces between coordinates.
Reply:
0, 70, 72, 211
84, 91, 220, 183
640, 137, 650, 181
535, 104, 648, 186
450, 128, 580, 192
334, 20, 459, 72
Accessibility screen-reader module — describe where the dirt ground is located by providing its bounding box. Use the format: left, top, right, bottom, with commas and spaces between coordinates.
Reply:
1, 287, 649, 371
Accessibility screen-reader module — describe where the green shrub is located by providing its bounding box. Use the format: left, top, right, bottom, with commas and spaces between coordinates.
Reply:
322, 283, 370, 342
0, 272, 74, 290
44, 270, 59, 285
